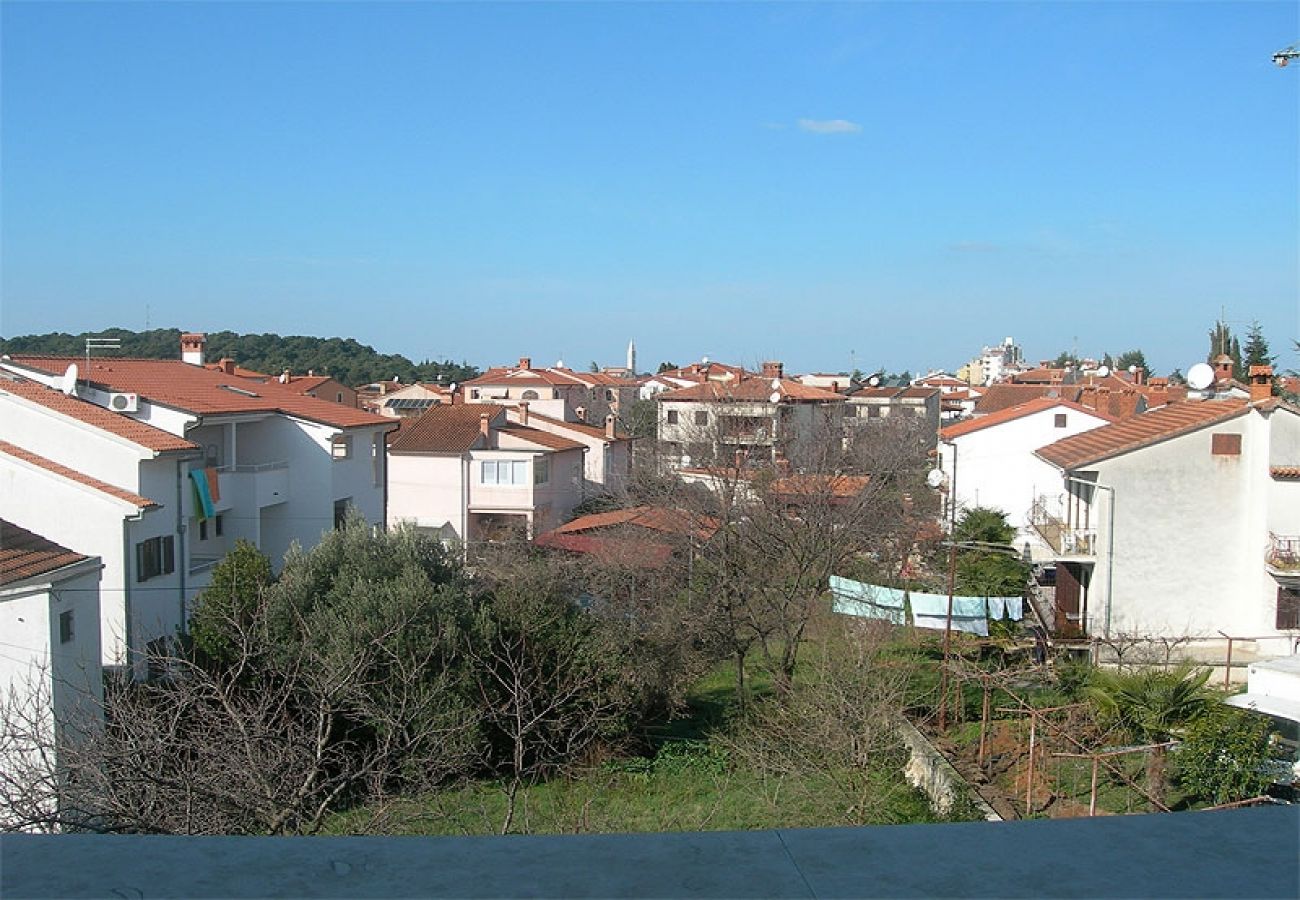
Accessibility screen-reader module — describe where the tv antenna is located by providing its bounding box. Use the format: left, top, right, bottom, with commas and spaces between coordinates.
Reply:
85, 337, 121, 368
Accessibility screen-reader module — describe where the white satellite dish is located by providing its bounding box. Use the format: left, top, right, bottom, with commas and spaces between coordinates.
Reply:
61, 363, 78, 396
1127, 364, 1137, 374
867, 375, 881, 387
770, 378, 781, 390
769, 391, 781, 403
701, 356, 709, 365
925, 469, 946, 489
1095, 365, 1110, 378
1187, 362, 1214, 391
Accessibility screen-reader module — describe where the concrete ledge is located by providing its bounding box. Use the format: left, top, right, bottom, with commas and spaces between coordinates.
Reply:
898, 717, 1002, 821
3, 807, 1297, 898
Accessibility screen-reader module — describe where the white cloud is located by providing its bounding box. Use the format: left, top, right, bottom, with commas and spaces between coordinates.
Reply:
797, 118, 862, 135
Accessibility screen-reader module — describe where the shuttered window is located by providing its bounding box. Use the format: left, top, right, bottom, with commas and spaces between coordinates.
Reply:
1277, 587, 1300, 630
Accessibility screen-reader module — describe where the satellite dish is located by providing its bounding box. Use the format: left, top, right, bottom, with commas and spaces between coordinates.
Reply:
1187, 362, 1214, 391
770, 378, 781, 390
769, 391, 781, 403
701, 356, 709, 364
681, 454, 692, 467
926, 469, 946, 489
867, 375, 881, 387
61, 363, 78, 396
1127, 364, 1137, 374
1095, 365, 1110, 378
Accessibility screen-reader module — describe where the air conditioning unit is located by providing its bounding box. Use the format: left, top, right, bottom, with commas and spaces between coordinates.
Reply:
108, 392, 139, 413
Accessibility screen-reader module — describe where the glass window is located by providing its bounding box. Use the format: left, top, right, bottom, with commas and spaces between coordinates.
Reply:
331, 436, 352, 459
136, 535, 175, 582
512, 460, 526, 484
534, 457, 550, 485
482, 460, 498, 484
666, 410, 679, 425
59, 610, 74, 644
521, 390, 539, 400
1054, 413, 1068, 428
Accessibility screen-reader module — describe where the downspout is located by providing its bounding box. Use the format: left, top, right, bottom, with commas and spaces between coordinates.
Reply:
121, 517, 134, 675
1064, 474, 1115, 639
175, 458, 188, 638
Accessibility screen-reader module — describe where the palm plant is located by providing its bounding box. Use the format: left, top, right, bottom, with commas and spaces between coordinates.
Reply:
1084, 663, 1215, 808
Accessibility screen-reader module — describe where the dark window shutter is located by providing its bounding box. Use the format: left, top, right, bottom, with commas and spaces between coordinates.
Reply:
1278, 588, 1300, 630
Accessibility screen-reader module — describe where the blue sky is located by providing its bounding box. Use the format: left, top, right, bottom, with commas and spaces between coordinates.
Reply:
2, 1, 1296, 377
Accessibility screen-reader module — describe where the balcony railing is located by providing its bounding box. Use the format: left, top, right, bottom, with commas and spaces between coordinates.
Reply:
1029, 496, 1097, 557
1267, 533, 1300, 573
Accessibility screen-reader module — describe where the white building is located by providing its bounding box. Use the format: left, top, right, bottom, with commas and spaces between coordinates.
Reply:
1033, 378, 1300, 652
0, 520, 104, 831
1, 347, 394, 672
656, 362, 845, 468
505, 403, 634, 494
387, 403, 587, 543
937, 397, 1116, 558
460, 357, 638, 424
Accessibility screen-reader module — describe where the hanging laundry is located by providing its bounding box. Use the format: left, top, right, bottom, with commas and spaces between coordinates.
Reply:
190, 468, 215, 521
908, 590, 989, 637
204, 466, 221, 503
829, 576, 906, 625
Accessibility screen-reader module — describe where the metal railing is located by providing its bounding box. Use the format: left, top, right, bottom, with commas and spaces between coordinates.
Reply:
1267, 533, 1300, 571
1029, 496, 1096, 556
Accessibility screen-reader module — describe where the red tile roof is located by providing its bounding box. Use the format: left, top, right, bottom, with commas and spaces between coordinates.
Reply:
550, 505, 718, 540
658, 377, 844, 404
389, 404, 503, 454
7, 357, 388, 430
974, 383, 1082, 414
1271, 466, 1300, 480
0, 520, 93, 586
0, 440, 161, 509
512, 409, 634, 442
0, 375, 198, 453
849, 386, 940, 401
496, 425, 586, 452
940, 398, 1116, 441
770, 473, 872, 500
1035, 400, 1250, 471
533, 532, 674, 568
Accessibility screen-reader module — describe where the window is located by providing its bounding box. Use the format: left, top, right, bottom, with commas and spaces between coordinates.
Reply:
913, 406, 927, 418
694, 410, 709, 426
867, 405, 882, 419
59, 610, 74, 644
534, 457, 550, 485
521, 389, 539, 400
331, 435, 352, 459
198, 519, 208, 541
1211, 433, 1241, 456
1054, 413, 1068, 428
666, 410, 679, 425
336, 392, 344, 403
605, 389, 614, 401
1278, 587, 1300, 630
470, 389, 480, 399
136, 536, 175, 582
481, 459, 527, 485
334, 499, 351, 529
214, 514, 223, 537
372, 433, 384, 486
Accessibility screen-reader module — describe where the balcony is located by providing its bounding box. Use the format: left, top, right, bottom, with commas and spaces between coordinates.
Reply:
215, 460, 290, 508
1029, 496, 1096, 557
1267, 533, 1300, 580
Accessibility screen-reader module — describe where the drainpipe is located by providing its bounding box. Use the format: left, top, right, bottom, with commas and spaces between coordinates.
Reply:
1063, 474, 1115, 639
175, 458, 189, 639
121, 517, 135, 677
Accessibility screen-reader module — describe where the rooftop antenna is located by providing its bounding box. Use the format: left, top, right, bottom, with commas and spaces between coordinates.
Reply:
85, 336, 121, 369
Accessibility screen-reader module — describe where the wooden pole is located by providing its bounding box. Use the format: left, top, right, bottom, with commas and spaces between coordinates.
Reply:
1089, 756, 1099, 817
938, 541, 958, 731
1025, 711, 1037, 814
978, 677, 991, 767
1223, 635, 1234, 689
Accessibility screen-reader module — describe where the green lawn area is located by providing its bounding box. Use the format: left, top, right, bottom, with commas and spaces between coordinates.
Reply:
327, 649, 945, 835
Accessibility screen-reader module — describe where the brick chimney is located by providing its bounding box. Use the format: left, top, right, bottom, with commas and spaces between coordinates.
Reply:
180, 332, 206, 366
575, 406, 586, 422
1133, 366, 1146, 386
479, 413, 491, 440
761, 361, 784, 380
1213, 354, 1234, 384
1147, 377, 1169, 407
518, 356, 532, 370
218, 358, 236, 375
605, 413, 616, 439
1249, 365, 1274, 402
518, 401, 529, 426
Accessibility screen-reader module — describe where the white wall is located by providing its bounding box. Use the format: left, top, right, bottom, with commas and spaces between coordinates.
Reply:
388, 454, 468, 539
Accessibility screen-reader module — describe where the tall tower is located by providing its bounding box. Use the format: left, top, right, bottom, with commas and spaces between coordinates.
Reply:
627, 339, 636, 375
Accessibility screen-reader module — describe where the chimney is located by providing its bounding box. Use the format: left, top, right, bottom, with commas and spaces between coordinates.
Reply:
1078, 385, 1097, 412
218, 358, 236, 375
518, 356, 532, 370
575, 406, 586, 422
479, 413, 491, 440
1148, 377, 1169, 407
831, 380, 839, 393
1213, 354, 1234, 384
761, 361, 784, 380
280, 369, 291, 384
1133, 367, 1146, 386
605, 413, 616, 439
1249, 365, 1274, 402
180, 332, 206, 366
518, 401, 529, 426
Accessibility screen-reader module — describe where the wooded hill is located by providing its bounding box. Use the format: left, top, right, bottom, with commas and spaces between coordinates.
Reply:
0, 328, 479, 388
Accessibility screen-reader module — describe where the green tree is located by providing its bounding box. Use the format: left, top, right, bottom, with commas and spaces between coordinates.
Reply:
189, 540, 274, 666
656, 361, 677, 373
1052, 351, 1080, 368
953, 507, 1016, 545
951, 508, 1027, 597
1178, 706, 1279, 805
1085, 663, 1215, 807
1115, 349, 1148, 374
1208, 320, 1243, 380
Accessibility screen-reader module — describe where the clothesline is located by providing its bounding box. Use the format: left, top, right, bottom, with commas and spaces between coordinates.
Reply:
829, 575, 1023, 633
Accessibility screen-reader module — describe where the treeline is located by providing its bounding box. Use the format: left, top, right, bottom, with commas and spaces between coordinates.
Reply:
0, 327, 479, 388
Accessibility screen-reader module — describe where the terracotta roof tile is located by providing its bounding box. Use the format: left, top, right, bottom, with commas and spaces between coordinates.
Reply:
940, 398, 1116, 441
550, 506, 717, 539
513, 409, 634, 442
0, 520, 92, 586
497, 425, 586, 452
389, 404, 503, 453
1272, 466, 1300, 480
0, 440, 161, 509
7, 357, 388, 430
1035, 400, 1250, 471
658, 377, 844, 404
0, 375, 198, 453
974, 384, 1082, 414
